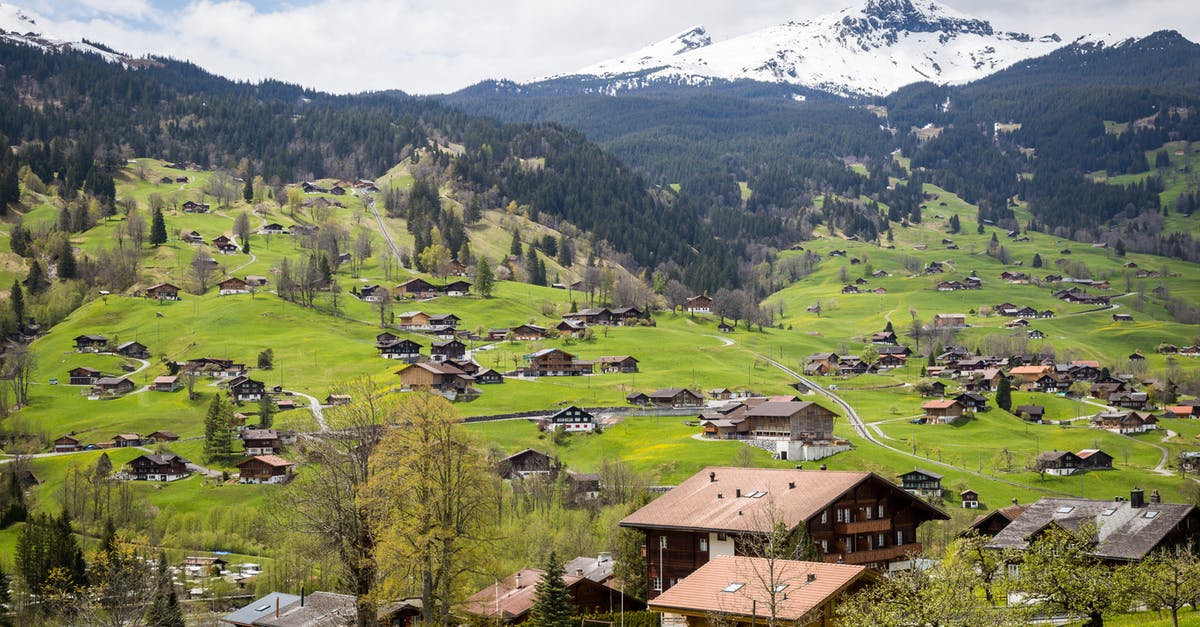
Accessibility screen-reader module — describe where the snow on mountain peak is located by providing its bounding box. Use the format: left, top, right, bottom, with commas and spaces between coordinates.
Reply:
0, 2, 40, 35
545, 0, 1069, 97
0, 2, 132, 65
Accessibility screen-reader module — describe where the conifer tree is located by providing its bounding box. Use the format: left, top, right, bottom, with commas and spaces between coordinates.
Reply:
145, 551, 185, 627
476, 257, 494, 298
56, 240, 77, 280
258, 395, 276, 429
996, 376, 1012, 412
150, 208, 167, 246
9, 279, 23, 324
203, 394, 233, 463
528, 552, 572, 627
24, 259, 47, 294
509, 230, 522, 257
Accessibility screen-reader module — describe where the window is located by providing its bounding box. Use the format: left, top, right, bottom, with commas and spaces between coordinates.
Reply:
877, 504, 885, 518
722, 582, 745, 593
652, 577, 662, 592
820, 511, 828, 524
659, 536, 668, 549
819, 539, 828, 553
1145, 511, 1160, 519
773, 584, 788, 593
717, 532, 728, 541
896, 530, 904, 545
835, 509, 845, 523
878, 533, 886, 547
699, 538, 708, 552
865, 507, 873, 520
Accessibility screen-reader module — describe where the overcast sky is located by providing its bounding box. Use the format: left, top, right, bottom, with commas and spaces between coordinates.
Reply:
9, 0, 1200, 94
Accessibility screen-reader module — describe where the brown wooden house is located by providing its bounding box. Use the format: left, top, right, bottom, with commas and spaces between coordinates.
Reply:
462, 566, 644, 623
521, 348, 592, 377
145, 283, 181, 301
235, 455, 294, 484
68, 366, 102, 385
593, 355, 639, 374
127, 454, 190, 481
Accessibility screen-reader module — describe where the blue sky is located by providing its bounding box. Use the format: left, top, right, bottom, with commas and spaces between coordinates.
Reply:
8, 0, 1198, 94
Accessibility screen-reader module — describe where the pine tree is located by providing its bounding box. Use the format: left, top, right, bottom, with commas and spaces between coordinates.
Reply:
509, 230, 522, 257
242, 176, 254, 203
948, 214, 960, 234
9, 279, 23, 324
528, 552, 572, 627
996, 376, 1012, 412
258, 395, 276, 429
556, 236, 573, 267
24, 259, 48, 294
476, 257, 494, 298
1032, 253, 1043, 268
203, 394, 233, 463
150, 208, 168, 246
145, 551, 185, 627
57, 240, 77, 280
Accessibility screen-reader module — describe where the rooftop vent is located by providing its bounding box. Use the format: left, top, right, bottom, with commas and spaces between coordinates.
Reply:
710, 471, 716, 482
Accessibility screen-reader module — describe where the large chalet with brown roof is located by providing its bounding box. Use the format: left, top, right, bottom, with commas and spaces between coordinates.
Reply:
235, 455, 294, 484
126, 454, 190, 482
73, 334, 109, 352
620, 466, 948, 599
396, 361, 476, 398
145, 283, 181, 301
646, 387, 704, 407
593, 355, 639, 373
649, 556, 870, 627
68, 366, 102, 385
686, 295, 712, 314
461, 566, 643, 623
698, 400, 844, 461
920, 399, 963, 424
520, 348, 592, 377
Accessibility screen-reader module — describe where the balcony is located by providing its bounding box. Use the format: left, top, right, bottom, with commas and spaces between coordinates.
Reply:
833, 518, 893, 534
824, 543, 922, 565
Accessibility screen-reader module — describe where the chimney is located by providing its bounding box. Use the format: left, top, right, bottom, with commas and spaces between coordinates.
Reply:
717, 493, 723, 499
516, 572, 523, 588
275, 596, 280, 618
710, 471, 716, 482
820, 464, 827, 471
576, 568, 584, 576
1130, 488, 1145, 508
788, 482, 796, 490
1011, 498, 1019, 506
300, 586, 305, 607
1151, 489, 1161, 504
735, 488, 742, 498
806, 573, 816, 583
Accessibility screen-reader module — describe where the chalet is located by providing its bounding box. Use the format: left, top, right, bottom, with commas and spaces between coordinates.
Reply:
146, 431, 179, 443
300, 181, 326, 193
622, 467, 948, 599
241, 429, 281, 455
556, 320, 586, 337
925, 261, 945, 274
396, 362, 475, 396
1092, 410, 1157, 434
127, 454, 190, 482
544, 406, 596, 432
431, 339, 466, 362
1015, 405, 1045, 422
609, 307, 645, 325
115, 341, 150, 359
899, 469, 944, 497
647, 556, 867, 627
445, 259, 468, 277
625, 392, 650, 406
961, 489, 980, 509
521, 348, 591, 377
709, 388, 733, 400
841, 284, 860, 294
54, 435, 82, 452
235, 455, 293, 484
1113, 313, 1134, 322
1109, 391, 1149, 410
966, 501, 1029, 538
1077, 449, 1114, 470
686, 295, 713, 314
394, 278, 437, 298
377, 338, 422, 361
462, 565, 643, 623
211, 234, 233, 248
717, 321, 735, 333
430, 325, 457, 340
181, 200, 210, 213
933, 313, 966, 328
876, 353, 907, 370
924, 381, 947, 397
473, 368, 504, 384
987, 491, 1200, 562
647, 387, 704, 408
259, 223, 289, 235
112, 433, 143, 447
936, 280, 965, 291
330, 185, 346, 195
564, 308, 614, 326
443, 280, 472, 296
497, 449, 558, 480
218, 277, 249, 295
92, 377, 134, 397
145, 283, 181, 301
566, 472, 603, 503
950, 389, 988, 410
963, 369, 1003, 393
151, 376, 180, 392
921, 400, 963, 424
871, 331, 898, 344
68, 366, 102, 386
181, 230, 203, 244
877, 347, 911, 362
227, 376, 266, 402
510, 324, 547, 341
1037, 450, 1083, 476
396, 311, 432, 329
428, 313, 460, 328
594, 355, 639, 374
1027, 329, 1045, 339
74, 334, 109, 352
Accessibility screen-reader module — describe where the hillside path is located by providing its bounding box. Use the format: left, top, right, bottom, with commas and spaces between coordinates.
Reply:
287, 390, 329, 431
704, 335, 735, 347
761, 356, 1073, 496
359, 190, 402, 266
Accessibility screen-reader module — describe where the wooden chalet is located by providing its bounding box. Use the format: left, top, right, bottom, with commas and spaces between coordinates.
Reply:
966, 501, 1028, 538
92, 377, 134, 398
68, 366, 102, 386
497, 449, 558, 480
556, 320, 587, 337
960, 489, 980, 509
181, 200, 210, 213
218, 277, 249, 295
920, 399, 963, 424
127, 454, 190, 482
1091, 410, 1157, 434
396, 311, 432, 329
742, 401, 837, 442
473, 368, 504, 384
871, 330, 898, 344
115, 341, 149, 359
1015, 405, 1045, 422
151, 375, 180, 392
621, 467, 948, 599
53, 435, 82, 453
609, 306, 646, 325
462, 566, 643, 623
443, 280, 472, 296
112, 433, 143, 447
428, 313, 460, 328
146, 431, 179, 443
1036, 450, 1082, 476
431, 339, 466, 362
394, 278, 437, 298
625, 391, 650, 406
898, 469, 943, 497
240, 429, 280, 455
74, 334, 109, 352
543, 406, 597, 432
521, 348, 591, 377
1077, 449, 1114, 470
717, 321, 735, 333
227, 376, 266, 402
932, 313, 966, 328
396, 362, 474, 396
145, 283, 181, 301
593, 355, 639, 374
510, 324, 548, 341
377, 337, 422, 361
647, 387, 703, 407
563, 308, 613, 326
324, 394, 351, 406
235, 455, 293, 484
686, 295, 712, 314
1113, 313, 1134, 322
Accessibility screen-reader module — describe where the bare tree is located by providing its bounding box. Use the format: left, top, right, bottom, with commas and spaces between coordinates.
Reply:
189, 250, 217, 295
2, 345, 35, 408
233, 212, 251, 248
374, 287, 393, 327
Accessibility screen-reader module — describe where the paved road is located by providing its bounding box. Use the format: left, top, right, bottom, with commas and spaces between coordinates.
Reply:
287, 390, 329, 431
359, 191, 403, 268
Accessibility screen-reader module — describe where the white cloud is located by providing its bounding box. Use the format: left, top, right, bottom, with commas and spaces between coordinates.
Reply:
12, 0, 1200, 94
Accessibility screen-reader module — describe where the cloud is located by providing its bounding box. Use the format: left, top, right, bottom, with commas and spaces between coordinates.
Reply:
14, 0, 1200, 94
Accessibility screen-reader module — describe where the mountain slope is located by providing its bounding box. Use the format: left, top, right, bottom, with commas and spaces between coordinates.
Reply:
540, 0, 1063, 97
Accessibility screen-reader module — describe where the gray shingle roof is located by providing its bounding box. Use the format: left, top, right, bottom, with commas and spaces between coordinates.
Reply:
986, 497, 1198, 560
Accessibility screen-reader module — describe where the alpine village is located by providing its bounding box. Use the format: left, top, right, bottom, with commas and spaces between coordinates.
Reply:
4, 0, 1200, 625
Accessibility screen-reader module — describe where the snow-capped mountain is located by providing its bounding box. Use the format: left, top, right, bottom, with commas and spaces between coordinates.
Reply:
0, 2, 133, 64
543, 0, 1067, 97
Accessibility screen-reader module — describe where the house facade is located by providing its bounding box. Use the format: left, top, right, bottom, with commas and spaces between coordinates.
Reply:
127, 454, 190, 481
544, 406, 597, 432
236, 455, 294, 484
